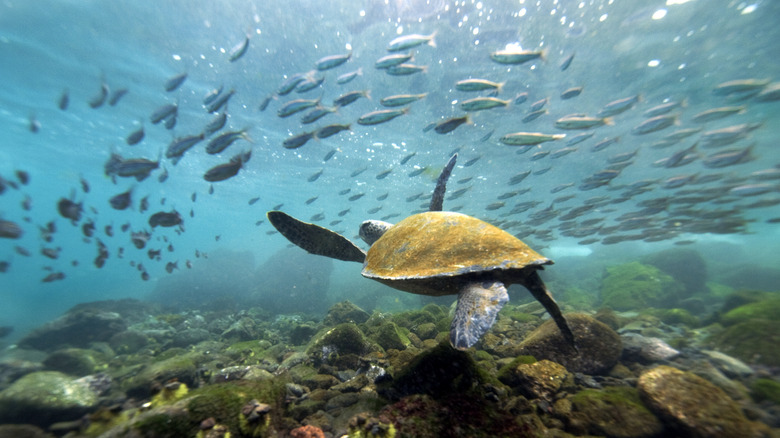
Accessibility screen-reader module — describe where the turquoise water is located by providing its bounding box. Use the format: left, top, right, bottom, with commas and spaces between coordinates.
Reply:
1, 0, 779, 338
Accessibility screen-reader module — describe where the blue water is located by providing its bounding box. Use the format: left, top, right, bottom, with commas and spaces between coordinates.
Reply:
1, 0, 779, 339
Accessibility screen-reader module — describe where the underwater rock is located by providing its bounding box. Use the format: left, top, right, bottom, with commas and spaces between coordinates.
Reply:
0, 371, 99, 427
720, 296, 780, 326
620, 333, 680, 364
637, 365, 759, 438
710, 319, 780, 367
170, 327, 212, 348
369, 321, 412, 351
0, 424, 54, 438
717, 265, 780, 292
641, 248, 708, 297
18, 308, 127, 352
290, 424, 326, 438
306, 323, 381, 367
382, 341, 488, 400
221, 316, 261, 342
108, 329, 151, 354
517, 313, 622, 375
702, 350, 754, 379
122, 354, 198, 398
211, 365, 274, 384
599, 262, 685, 311
501, 359, 574, 402
42, 348, 102, 376
322, 301, 371, 326
557, 386, 664, 438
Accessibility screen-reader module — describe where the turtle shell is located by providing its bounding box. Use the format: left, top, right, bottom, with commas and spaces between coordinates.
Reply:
362, 211, 551, 295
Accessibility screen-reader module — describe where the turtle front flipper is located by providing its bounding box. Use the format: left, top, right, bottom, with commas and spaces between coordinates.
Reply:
267, 211, 366, 263
450, 280, 509, 350
522, 270, 578, 351
429, 153, 458, 212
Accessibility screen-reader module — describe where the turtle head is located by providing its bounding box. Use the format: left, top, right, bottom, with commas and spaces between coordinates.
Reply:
359, 220, 393, 246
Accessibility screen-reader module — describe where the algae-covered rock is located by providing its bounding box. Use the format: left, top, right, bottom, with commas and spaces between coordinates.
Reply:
42, 348, 102, 376
710, 319, 780, 367
369, 321, 411, 351
0, 424, 54, 438
122, 354, 199, 398
109, 329, 152, 354
751, 378, 780, 405
0, 371, 99, 427
600, 262, 685, 310
322, 301, 370, 326
641, 248, 708, 297
564, 386, 664, 438
517, 313, 622, 375
500, 359, 573, 401
18, 308, 127, 352
637, 365, 758, 438
306, 323, 381, 364
720, 296, 780, 326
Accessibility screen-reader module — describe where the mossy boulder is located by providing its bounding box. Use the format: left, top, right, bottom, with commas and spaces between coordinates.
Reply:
499, 359, 573, 401
369, 322, 412, 351
18, 308, 127, 352
651, 308, 700, 327
720, 296, 780, 326
0, 371, 99, 427
306, 323, 382, 368
600, 262, 685, 310
517, 313, 622, 375
322, 301, 370, 326
710, 319, 780, 367
42, 348, 103, 376
121, 354, 199, 398
562, 386, 663, 438
641, 248, 707, 297
750, 378, 780, 405
109, 330, 152, 354
638, 365, 758, 438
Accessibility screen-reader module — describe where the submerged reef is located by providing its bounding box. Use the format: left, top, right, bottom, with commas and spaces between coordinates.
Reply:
0, 296, 778, 437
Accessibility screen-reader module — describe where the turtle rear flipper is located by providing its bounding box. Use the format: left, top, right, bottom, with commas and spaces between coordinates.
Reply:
429, 153, 457, 212
523, 270, 578, 352
450, 280, 508, 350
267, 210, 366, 263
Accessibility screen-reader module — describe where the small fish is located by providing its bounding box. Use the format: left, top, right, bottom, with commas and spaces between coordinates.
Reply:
338, 208, 351, 217
278, 98, 321, 117
308, 168, 324, 182
316, 51, 352, 71
126, 125, 145, 145
206, 128, 251, 154
150, 103, 178, 124
729, 183, 773, 197
455, 79, 504, 93
57, 198, 82, 223
631, 115, 678, 135
0, 220, 23, 239
500, 132, 565, 146
531, 151, 550, 161
149, 210, 183, 228
485, 202, 505, 211
41, 272, 65, 283
105, 224, 113, 237
489, 48, 544, 65
166, 133, 205, 164
249, 197, 260, 205
560, 87, 583, 100
164, 72, 187, 92
351, 167, 367, 177
348, 193, 365, 201
203, 85, 225, 105
283, 131, 317, 149
310, 213, 325, 221
460, 97, 509, 112
88, 81, 109, 108
203, 151, 252, 182
323, 149, 337, 162
591, 136, 620, 152
380, 93, 427, 107
712, 78, 770, 96
551, 183, 574, 194
334, 90, 370, 107
699, 122, 761, 148
376, 168, 393, 180
204, 112, 229, 136
28, 113, 40, 133
480, 130, 494, 142
387, 32, 437, 52
109, 188, 133, 210
560, 53, 575, 71
434, 115, 471, 134
400, 152, 417, 165
229, 36, 250, 62
514, 92, 529, 105
408, 167, 427, 177
691, 106, 746, 123
295, 76, 325, 93
337, 68, 363, 84
165, 261, 179, 273
375, 52, 414, 69
357, 108, 409, 125
57, 88, 69, 110
555, 114, 612, 130
385, 64, 427, 76
108, 88, 128, 106
463, 156, 481, 167
316, 124, 351, 139
367, 206, 383, 214
301, 105, 337, 124
522, 109, 547, 123
158, 167, 169, 183
305, 196, 319, 205
258, 95, 273, 111
339, 188, 352, 195
277, 73, 307, 96
703, 144, 754, 168
551, 147, 578, 159
206, 89, 235, 113
82, 220, 95, 237
530, 98, 548, 112
598, 95, 641, 117
644, 100, 686, 117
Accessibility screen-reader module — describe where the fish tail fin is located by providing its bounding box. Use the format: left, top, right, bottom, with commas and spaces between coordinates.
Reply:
539, 49, 547, 61
603, 117, 614, 126
428, 31, 438, 48
497, 82, 506, 94
364, 89, 372, 100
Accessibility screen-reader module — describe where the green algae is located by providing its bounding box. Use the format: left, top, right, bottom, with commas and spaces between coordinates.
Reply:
600, 261, 685, 310
750, 378, 780, 405
568, 386, 663, 437
721, 296, 780, 326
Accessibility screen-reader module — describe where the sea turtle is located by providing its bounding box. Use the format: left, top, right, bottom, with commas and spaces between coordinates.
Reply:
267, 154, 575, 350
